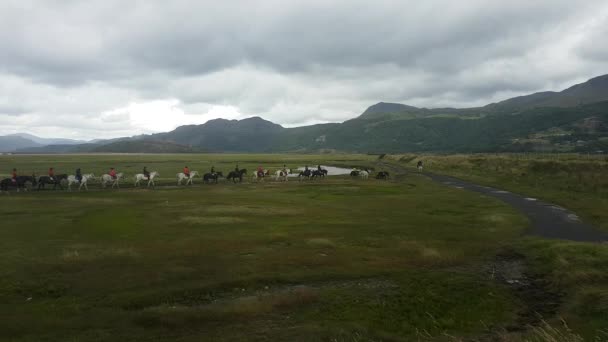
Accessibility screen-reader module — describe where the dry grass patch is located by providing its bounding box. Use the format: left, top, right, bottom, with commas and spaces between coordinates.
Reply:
61, 245, 139, 261
204, 205, 303, 216
179, 216, 246, 225
306, 238, 336, 249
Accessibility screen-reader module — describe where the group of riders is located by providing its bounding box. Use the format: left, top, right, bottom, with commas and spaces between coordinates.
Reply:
6, 163, 326, 184
5, 161, 408, 190
9, 166, 115, 184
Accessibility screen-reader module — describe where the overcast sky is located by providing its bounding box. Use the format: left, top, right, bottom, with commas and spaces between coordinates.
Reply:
0, 1, 606, 140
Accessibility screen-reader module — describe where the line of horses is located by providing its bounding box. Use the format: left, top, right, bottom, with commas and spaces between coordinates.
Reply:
0, 167, 391, 193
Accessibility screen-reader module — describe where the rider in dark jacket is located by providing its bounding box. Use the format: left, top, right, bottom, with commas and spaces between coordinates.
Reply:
143, 166, 150, 180
75, 168, 82, 182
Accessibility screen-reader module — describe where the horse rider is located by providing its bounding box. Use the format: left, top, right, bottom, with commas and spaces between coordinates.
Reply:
317, 164, 322, 172
235, 164, 239, 173
48, 167, 55, 182
11, 168, 17, 183
109, 167, 117, 180
282, 164, 288, 175
257, 165, 264, 177
143, 166, 150, 180
211, 166, 215, 176
75, 168, 82, 183
183, 166, 190, 178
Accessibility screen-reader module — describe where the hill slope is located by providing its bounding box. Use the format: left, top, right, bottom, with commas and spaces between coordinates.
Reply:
12, 74, 608, 154
0, 136, 42, 152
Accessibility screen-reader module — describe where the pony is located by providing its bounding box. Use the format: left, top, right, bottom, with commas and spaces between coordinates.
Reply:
1, 175, 37, 193
298, 169, 312, 181
203, 171, 223, 184
376, 171, 390, 180
359, 170, 369, 179
177, 171, 198, 185
67, 174, 95, 191
37, 174, 68, 190
311, 170, 326, 179
274, 170, 289, 182
253, 169, 270, 182
134, 171, 159, 187
101, 173, 124, 188
226, 169, 247, 183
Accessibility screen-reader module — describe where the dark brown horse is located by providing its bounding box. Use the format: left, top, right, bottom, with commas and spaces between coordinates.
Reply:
37, 174, 68, 190
227, 169, 247, 183
1, 175, 37, 192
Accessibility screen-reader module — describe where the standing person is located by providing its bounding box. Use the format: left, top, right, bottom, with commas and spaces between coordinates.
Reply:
48, 167, 55, 182
143, 166, 150, 180
75, 168, 82, 183
417, 160, 423, 171
183, 166, 190, 178
109, 167, 117, 180
11, 168, 17, 183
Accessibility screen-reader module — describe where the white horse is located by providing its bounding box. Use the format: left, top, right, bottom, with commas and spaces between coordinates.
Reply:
177, 171, 198, 185
134, 171, 159, 187
101, 173, 123, 188
67, 174, 95, 191
274, 170, 289, 182
359, 170, 369, 179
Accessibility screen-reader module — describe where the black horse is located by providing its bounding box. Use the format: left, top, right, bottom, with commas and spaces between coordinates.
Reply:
350, 170, 360, 177
376, 171, 390, 180
298, 169, 312, 181
37, 174, 68, 190
203, 171, 223, 184
1, 175, 37, 192
311, 169, 327, 179
227, 169, 247, 183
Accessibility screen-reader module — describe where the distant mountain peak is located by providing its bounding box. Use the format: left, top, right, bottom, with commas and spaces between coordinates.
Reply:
359, 102, 421, 118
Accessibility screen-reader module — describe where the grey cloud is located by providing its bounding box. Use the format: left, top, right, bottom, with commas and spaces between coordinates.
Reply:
0, 1, 607, 138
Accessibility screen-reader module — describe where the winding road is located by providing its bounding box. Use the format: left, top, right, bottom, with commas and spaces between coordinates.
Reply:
380, 163, 607, 243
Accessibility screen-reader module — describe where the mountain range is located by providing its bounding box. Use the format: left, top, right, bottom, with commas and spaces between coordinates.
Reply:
3, 74, 608, 153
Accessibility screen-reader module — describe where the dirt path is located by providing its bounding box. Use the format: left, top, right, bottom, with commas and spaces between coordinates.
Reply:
379, 162, 607, 243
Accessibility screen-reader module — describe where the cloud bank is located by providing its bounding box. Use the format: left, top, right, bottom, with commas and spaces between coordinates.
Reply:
0, 0, 606, 139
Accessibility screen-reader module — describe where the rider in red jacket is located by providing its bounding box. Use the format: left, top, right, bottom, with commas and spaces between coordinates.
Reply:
109, 168, 117, 179
183, 166, 190, 177
11, 168, 17, 182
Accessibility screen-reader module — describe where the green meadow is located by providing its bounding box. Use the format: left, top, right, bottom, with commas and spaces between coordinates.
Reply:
0, 154, 606, 341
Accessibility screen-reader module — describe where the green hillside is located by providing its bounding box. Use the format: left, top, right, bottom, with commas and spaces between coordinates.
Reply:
14, 74, 608, 154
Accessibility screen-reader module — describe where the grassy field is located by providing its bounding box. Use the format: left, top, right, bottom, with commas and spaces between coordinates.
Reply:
386, 153, 608, 341
0, 154, 606, 341
389, 153, 608, 231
